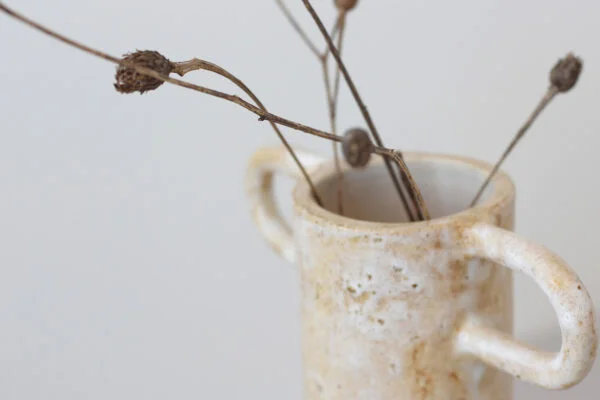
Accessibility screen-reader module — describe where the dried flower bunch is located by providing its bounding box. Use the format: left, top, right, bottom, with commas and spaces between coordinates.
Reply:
0, 1, 584, 223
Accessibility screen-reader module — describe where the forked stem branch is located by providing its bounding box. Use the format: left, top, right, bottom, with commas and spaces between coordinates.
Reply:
1, 1, 432, 221
302, 0, 426, 221
0, 2, 326, 206
172, 59, 323, 206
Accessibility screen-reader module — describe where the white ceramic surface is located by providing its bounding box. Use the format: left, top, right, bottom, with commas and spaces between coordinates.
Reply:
246, 146, 597, 400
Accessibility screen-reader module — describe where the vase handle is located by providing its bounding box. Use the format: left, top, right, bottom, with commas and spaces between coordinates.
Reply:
454, 222, 597, 389
245, 146, 325, 264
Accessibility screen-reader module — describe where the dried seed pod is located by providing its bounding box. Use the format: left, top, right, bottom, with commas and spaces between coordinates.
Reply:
550, 53, 583, 93
335, 0, 359, 11
342, 128, 373, 168
114, 50, 173, 94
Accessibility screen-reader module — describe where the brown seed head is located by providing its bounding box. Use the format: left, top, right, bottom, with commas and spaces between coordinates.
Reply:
550, 53, 583, 93
335, 0, 359, 11
114, 50, 173, 94
342, 128, 373, 168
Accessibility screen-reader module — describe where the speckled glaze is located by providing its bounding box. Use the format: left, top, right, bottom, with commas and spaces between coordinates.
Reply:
245, 146, 597, 400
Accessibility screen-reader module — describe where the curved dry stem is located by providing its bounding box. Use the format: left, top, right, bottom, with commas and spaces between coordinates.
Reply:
375, 148, 430, 220
172, 59, 323, 206
302, 0, 421, 221
1, 2, 428, 220
0, 3, 342, 137
0, 2, 328, 205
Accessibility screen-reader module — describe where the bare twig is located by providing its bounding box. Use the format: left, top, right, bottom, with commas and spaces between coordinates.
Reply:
330, 16, 346, 111
324, 9, 348, 116
274, 0, 321, 59
302, 0, 425, 221
322, 11, 347, 214
339, 128, 428, 220
0, 3, 339, 140
470, 87, 558, 207
274, 1, 347, 215
470, 53, 583, 207
1, 2, 428, 219
275, 0, 343, 60
374, 149, 430, 220
172, 59, 323, 206
0, 5, 338, 143
329, 16, 347, 213
0, 2, 326, 205
321, 10, 344, 60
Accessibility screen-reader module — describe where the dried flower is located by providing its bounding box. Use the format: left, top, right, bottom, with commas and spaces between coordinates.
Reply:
114, 50, 173, 94
335, 0, 359, 11
550, 53, 583, 93
342, 128, 373, 168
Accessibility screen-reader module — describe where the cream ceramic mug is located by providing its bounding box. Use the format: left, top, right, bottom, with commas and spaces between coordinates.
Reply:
245, 146, 597, 400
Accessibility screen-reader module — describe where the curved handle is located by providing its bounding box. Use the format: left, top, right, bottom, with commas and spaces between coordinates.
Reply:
455, 222, 597, 389
245, 146, 325, 264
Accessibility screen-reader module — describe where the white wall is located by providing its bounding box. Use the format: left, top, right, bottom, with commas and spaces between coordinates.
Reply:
0, 0, 599, 398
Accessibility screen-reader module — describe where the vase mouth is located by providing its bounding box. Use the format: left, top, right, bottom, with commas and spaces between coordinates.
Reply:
292, 151, 515, 231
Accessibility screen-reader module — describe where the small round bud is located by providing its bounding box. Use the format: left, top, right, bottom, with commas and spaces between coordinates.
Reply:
114, 50, 173, 94
342, 128, 373, 168
550, 53, 582, 93
335, 0, 359, 11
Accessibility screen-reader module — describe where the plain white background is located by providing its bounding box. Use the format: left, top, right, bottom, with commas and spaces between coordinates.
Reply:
1, 0, 599, 398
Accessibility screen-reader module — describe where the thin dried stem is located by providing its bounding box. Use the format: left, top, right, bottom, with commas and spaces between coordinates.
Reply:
328, 13, 343, 48
274, 0, 343, 60
471, 53, 583, 207
331, 13, 347, 214
322, 61, 343, 214
470, 86, 559, 207
273, 2, 348, 215
0, 2, 343, 147
322, 11, 347, 215
0, 3, 119, 68
273, 1, 346, 214
374, 148, 430, 220
322, 12, 343, 60
330, 15, 346, 110
274, 0, 321, 59
0, 4, 340, 139
172, 59, 323, 206
0, 2, 329, 205
1, 2, 427, 219
302, 0, 425, 221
